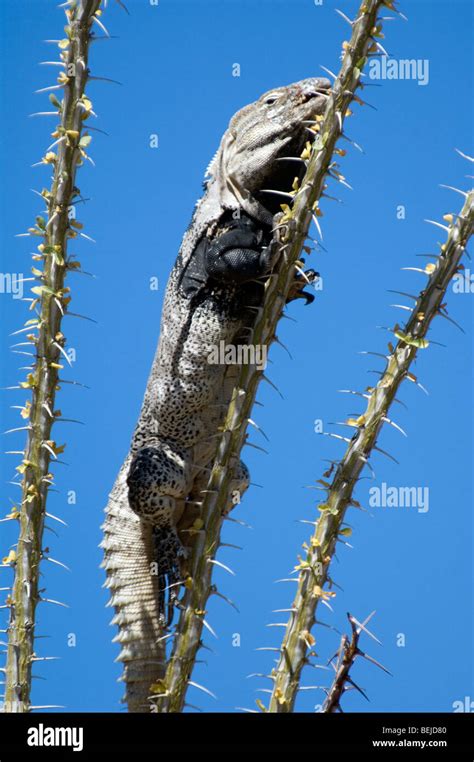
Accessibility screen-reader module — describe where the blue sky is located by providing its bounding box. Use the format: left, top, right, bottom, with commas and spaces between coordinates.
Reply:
0, 0, 472, 713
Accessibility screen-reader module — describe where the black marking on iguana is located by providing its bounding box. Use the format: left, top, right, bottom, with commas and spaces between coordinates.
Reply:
103, 78, 330, 708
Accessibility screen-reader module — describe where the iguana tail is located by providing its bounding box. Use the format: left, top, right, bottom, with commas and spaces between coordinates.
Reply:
101, 458, 165, 712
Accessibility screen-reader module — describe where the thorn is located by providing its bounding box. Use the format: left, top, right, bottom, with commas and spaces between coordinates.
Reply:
245, 441, 269, 455
224, 517, 253, 529
211, 588, 239, 613
390, 303, 412, 313
345, 677, 369, 701
273, 336, 293, 359
438, 310, 465, 334
202, 619, 218, 639
338, 389, 369, 400
358, 454, 376, 480
38, 597, 69, 609
91, 16, 111, 39
247, 418, 269, 442
455, 148, 474, 163
261, 374, 284, 399
357, 649, 392, 675
386, 289, 418, 301
439, 183, 468, 199
382, 416, 407, 437
255, 647, 280, 652
52, 341, 73, 367
259, 189, 294, 201
187, 681, 217, 700
373, 444, 399, 465
321, 432, 351, 444
43, 556, 71, 572
424, 219, 450, 234
88, 75, 122, 86
58, 378, 90, 389
373, 41, 389, 58
339, 133, 364, 153
358, 350, 388, 360
65, 312, 97, 323
329, 169, 352, 190
208, 558, 235, 576
246, 673, 275, 681
348, 611, 381, 645
275, 156, 307, 165
319, 65, 337, 80
335, 8, 353, 26
30, 656, 61, 662
45, 513, 67, 527
85, 125, 109, 136
28, 111, 59, 118
405, 374, 429, 395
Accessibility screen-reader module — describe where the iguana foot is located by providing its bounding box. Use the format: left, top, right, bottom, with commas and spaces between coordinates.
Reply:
287, 266, 319, 305
152, 525, 188, 628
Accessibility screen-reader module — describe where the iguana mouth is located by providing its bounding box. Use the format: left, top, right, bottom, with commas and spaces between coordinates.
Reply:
298, 77, 332, 103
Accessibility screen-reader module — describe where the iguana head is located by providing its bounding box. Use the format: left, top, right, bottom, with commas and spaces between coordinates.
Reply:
204, 77, 331, 224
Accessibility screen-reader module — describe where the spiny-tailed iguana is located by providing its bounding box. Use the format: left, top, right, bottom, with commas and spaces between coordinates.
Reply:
102, 78, 330, 711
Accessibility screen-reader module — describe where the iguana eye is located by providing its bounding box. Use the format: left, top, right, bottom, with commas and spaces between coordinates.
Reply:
265, 96, 278, 105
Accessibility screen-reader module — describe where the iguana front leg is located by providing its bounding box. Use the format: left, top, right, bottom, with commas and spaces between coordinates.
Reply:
180, 214, 276, 297
204, 225, 276, 284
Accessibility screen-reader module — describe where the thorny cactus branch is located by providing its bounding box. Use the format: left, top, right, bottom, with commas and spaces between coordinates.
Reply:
266, 187, 474, 713
3, 0, 104, 713
322, 611, 390, 713
153, 0, 391, 713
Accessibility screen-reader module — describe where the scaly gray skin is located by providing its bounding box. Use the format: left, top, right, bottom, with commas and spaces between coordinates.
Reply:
102, 78, 330, 712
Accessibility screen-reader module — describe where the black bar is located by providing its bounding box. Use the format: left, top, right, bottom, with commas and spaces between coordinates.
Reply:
0, 712, 472, 756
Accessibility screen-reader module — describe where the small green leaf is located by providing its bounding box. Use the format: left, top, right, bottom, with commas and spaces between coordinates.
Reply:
31, 285, 53, 297
394, 329, 429, 349
49, 93, 62, 110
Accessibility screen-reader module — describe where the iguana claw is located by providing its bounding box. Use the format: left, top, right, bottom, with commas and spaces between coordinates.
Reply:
152, 525, 188, 628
